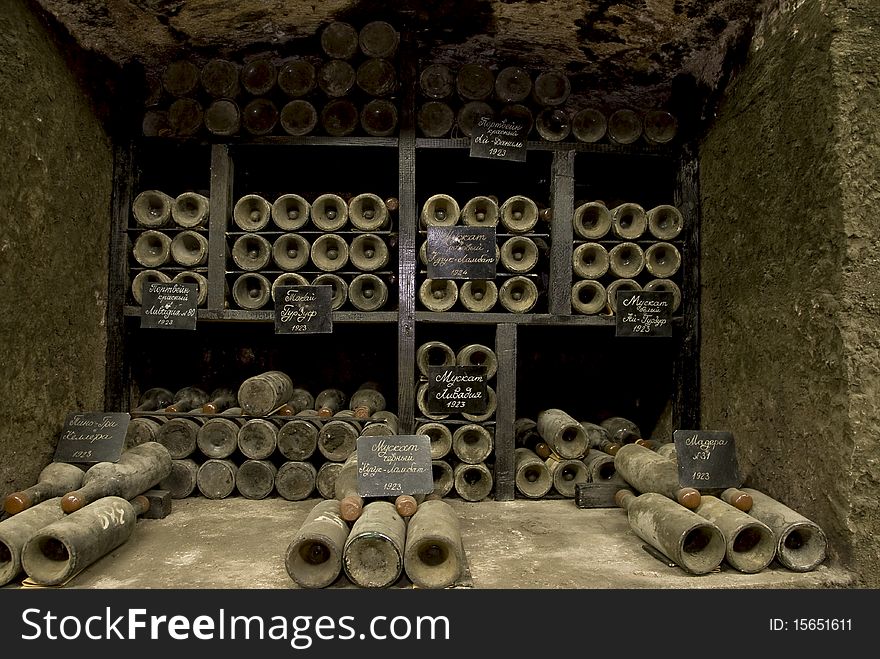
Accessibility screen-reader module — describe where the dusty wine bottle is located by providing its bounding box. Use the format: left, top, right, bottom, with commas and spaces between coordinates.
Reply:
532, 70, 570, 106
515, 447, 553, 498
201, 388, 236, 415
309, 231, 349, 271
238, 370, 294, 417
333, 454, 364, 522
546, 454, 589, 498
403, 499, 465, 589
285, 499, 350, 588
311, 273, 348, 310
317, 59, 356, 98
349, 381, 386, 420
271, 273, 309, 303
514, 417, 552, 459
133, 190, 173, 228
196, 407, 245, 459
21, 494, 154, 586
600, 416, 642, 444
4, 463, 85, 515
421, 193, 460, 227
608, 108, 643, 145
499, 235, 539, 273
271, 193, 310, 231
456, 343, 497, 380
573, 201, 612, 240
462, 385, 496, 423
169, 230, 208, 267
359, 20, 398, 58
431, 460, 454, 498
499, 275, 539, 313
416, 422, 453, 460
573, 242, 610, 279
168, 97, 203, 137
456, 101, 494, 137
615, 489, 726, 575
494, 65, 532, 103
317, 411, 361, 462
343, 500, 406, 588
315, 461, 343, 500
0, 497, 65, 585
647, 204, 684, 240
739, 488, 827, 572
276, 410, 322, 461
361, 410, 399, 437
452, 424, 494, 464
232, 272, 271, 310
233, 193, 272, 231
572, 279, 607, 316
610, 203, 647, 240
608, 242, 645, 279
61, 442, 172, 513
231, 233, 272, 272
499, 195, 539, 233
237, 417, 279, 460
131, 270, 171, 305
200, 58, 239, 98
535, 107, 571, 142
572, 107, 607, 143
321, 98, 359, 136
171, 271, 208, 307
417, 101, 455, 138
196, 458, 237, 499
643, 110, 678, 145
349, 273, 388, 311
275, 460, 317, 501
454, 462, 494, 502
420, 63, 455, 99
311, 192, 348, 231
459, 280, 498, 312
156, 415, 203, 459
240, 57, 277, 96
162, 59, 199, 97
279, 99, 317, 136
159, 458, 198, 499
644, 242, 681, 278
357, 58, 397, 97
350, 233, 390, 272
416, 339, 457, 376
499, 103, 534, 136
242, 97, 278, 136
278, 58, 317, 98
133, 387, 174, 413
314, 388, 346, 418
164, 386, 210, 414
416, 382, 448, 421
614, 443, 700, 509
348, 193, 389, 232
204, 99, 241, 136
270, 233, 310, 272
132, 230, 171, 268
361, 99, 398, 137
606, 279, 642, 313
171, 191, 210, 229
273, 387, 315, 416
236, 459, 277, 500
461, 195, 499, 228
537, 408, 588, 459
419, 278, 458, 312
321, 21, 358, 59
124, 415, 165, 449
583, 448, 628, 485
456, 63, 494, 101
692, 495, 776, 573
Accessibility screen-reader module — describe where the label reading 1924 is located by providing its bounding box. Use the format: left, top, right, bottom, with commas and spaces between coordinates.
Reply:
673, 429, 742, 490
469, 116, 529, 162
53, 412, 131, 464
615, 290, 673, 337
356, 435, 434, 498
426, 226, 496, 280
425, 366, 488, 415
274, 285, 332, 334
140, 282, 197, 330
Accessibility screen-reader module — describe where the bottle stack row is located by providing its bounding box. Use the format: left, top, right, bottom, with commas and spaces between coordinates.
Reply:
227, 190, 397, 312
571, 201, 684, 316
143, 20, 400, 139
418, 193, 550, 314
417, 61, 678, 145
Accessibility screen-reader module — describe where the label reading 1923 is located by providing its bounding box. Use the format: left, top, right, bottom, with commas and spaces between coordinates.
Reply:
356, 435, 434, 498
274, 285, 332, 334
140, 282, 198, 330
426, 226, 496, 280
673, 429, 742, 490
53, 412, 131, 464
469, 116, 529, 162
425, 366, 488, 414
615, 290, 673, 338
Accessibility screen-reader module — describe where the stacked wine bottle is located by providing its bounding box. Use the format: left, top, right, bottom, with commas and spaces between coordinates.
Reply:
125, 372, 396, 503
227, 191, 397, 311
571, 201, 683, 316
128, 189, 210, 307
413, 340, 497, 502
417, 60, 678, 145
417, 193, 550, 314
143, 20, 400, 139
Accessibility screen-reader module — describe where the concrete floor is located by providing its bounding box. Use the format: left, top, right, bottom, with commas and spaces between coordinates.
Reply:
4, 496, 857, 590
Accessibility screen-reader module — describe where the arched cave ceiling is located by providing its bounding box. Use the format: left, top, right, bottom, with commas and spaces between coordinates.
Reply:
33, 0, 771, 125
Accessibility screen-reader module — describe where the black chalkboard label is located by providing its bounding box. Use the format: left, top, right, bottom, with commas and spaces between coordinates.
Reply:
274, 285, 332, 334
425, 366, 488, 414
53, 412, 131, 464
356, 435, 434, 497
673, 429, 742, 489
426, 226, 496, 280
470, 116, 529, 162
615, 290, 673, 337
140, 282, 198, 330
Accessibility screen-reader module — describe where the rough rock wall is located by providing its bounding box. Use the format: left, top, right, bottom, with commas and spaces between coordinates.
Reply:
0, 0, 112, 499
701, 0, 880, 586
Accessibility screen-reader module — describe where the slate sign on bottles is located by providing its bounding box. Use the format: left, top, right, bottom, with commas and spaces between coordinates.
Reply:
673, 429, 742, 490
274, 285, 332, 334
425, 366, 488, 415
356, 435, 433, 498
140, 282, 198, 330
470, 115, 529, 162
53, 412, 131, 464
615, 290, 673, 337
426, 226, 496, 280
